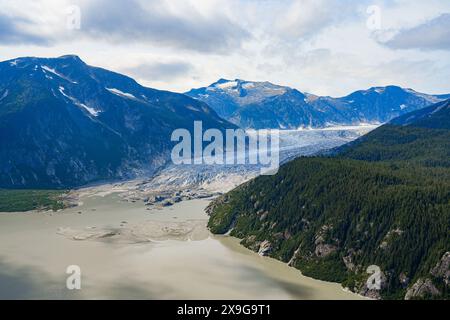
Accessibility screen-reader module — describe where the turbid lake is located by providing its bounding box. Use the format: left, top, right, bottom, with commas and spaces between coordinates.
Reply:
0, 193, 363, 299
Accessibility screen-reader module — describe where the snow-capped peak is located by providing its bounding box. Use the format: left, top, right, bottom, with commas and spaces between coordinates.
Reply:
208, 79, 289, 95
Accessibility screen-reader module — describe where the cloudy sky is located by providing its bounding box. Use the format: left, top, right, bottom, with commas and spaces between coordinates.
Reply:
1, 0, 449, 96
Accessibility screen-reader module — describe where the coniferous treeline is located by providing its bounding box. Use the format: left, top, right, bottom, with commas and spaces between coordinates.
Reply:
208, 100, 450, 299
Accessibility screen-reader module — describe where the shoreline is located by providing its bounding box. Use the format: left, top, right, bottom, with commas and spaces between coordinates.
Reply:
0, 183, 369, 300
215, 234, 370, 300
0, 192, 363, 300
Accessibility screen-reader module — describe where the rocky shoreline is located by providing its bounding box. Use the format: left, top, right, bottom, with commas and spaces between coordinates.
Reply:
205, 196, 450, 300
66, 177, 223, 213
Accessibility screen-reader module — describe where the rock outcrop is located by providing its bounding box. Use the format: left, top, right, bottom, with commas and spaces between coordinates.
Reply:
405, 278, 441, 300
315, 244, 337, 258
258, 240, 273, 256
430, 251, 450, 286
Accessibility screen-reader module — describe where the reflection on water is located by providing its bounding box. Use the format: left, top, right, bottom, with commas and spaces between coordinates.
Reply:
0, 195, 363, 300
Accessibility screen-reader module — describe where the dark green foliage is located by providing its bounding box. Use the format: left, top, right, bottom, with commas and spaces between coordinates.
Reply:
338, 125, 450, 167
294, 254, 349, 283
0, 189, 67, 212
208, 101, 450, 299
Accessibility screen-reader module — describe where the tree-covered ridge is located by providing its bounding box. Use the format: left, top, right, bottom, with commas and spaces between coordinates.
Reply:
207, 100, 450, 300
337, 125, 450, 167
337, 99, 450, 166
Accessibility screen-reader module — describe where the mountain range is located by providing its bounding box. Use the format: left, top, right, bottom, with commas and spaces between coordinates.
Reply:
0, 55, 232, 189
207, 98, 450, 300
1, 55, 449, 190
186, 79, 450, 129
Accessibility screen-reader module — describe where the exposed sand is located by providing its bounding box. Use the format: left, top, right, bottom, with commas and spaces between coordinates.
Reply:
0, 192, 364, 300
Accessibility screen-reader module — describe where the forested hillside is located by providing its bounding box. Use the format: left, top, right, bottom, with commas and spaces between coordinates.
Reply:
207, 100, 450, 300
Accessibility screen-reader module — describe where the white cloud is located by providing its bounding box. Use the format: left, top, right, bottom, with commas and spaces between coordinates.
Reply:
121, 61, 193, 82
274, 0, 354, 39
0, 0, 450, 96
79, 0, 250, 53
0, 12, 49, 45
383, 13, 450, 51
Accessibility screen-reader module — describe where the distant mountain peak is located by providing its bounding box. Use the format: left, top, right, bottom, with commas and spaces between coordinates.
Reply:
214, 78, 233, 84
187, 78, 450, 129
3, 55, 88, 75
352, 85, 402, 96
370, 86, 387, 94
58, 54, 83, 61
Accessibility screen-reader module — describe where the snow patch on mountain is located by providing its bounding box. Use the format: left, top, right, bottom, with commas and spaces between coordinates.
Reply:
42, 65, 78, 84
58, 86, 71, 99
0, 90, 8, 101
186, 105, 200, 112
106, 87, 137, 99
242, 82, 255, 89
431, 103, 447, 114
77, 103, 100, 117
59, 86, 100, 116
216, 81, 238, 89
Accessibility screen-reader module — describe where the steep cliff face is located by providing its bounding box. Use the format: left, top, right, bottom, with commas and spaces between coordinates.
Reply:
207, 100, 450, 299
0, 56, 232, 188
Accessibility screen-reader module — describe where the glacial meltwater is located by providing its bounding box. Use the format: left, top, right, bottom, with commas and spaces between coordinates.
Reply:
0, 193, 363, 299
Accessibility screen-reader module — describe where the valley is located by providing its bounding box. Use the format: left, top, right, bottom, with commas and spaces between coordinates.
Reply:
1, 0, 450, 307
0, 125, 374, 300
66, 125, 376, 207
0, 55, 448, 301
0, 192, 364, 300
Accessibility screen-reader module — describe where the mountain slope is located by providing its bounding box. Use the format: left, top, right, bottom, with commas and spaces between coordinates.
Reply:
389, 98, 450, 129
186, 79, 447, 129
336, 86, 442, 123
186, 79, 317, 129
207, 99, 450, 300
0, 56, 232, 188
336, 99, 450, 167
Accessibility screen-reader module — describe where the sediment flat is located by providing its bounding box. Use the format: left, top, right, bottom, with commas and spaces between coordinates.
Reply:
0, 192, 363, 300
